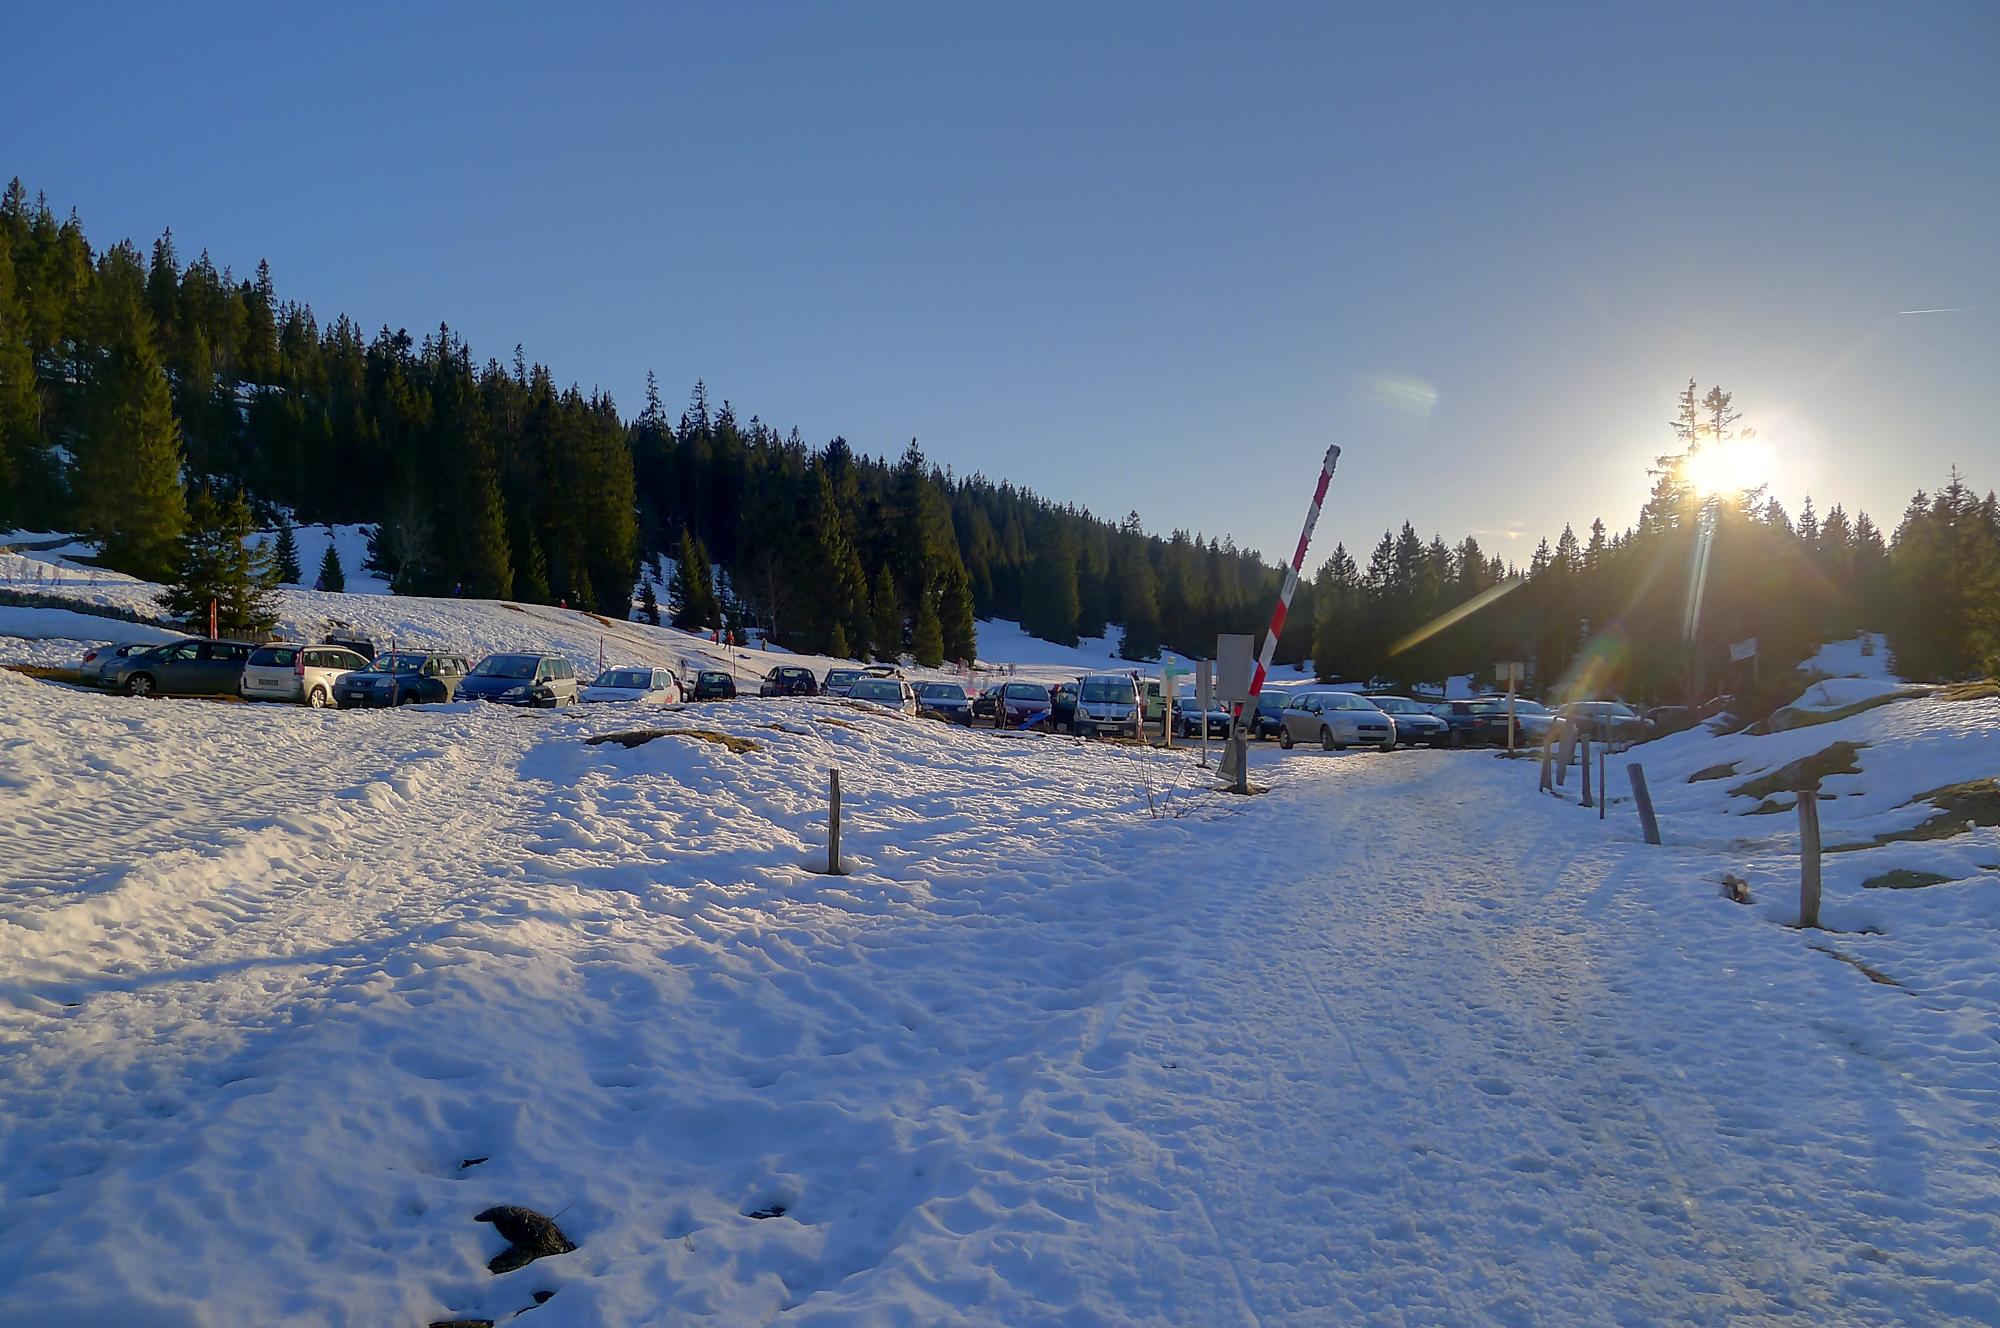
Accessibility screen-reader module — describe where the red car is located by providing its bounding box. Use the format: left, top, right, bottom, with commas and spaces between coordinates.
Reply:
992, 681, 1054, 729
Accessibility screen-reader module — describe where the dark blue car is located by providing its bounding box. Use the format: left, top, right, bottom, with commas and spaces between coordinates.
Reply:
333, 652, 471, 708
460, 653, 581, 707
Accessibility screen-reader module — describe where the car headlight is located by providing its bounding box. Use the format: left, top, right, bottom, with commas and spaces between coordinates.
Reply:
502, 685, 530, 699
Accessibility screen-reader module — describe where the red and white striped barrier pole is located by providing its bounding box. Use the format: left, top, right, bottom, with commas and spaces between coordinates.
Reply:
1232, 443, 1342, 729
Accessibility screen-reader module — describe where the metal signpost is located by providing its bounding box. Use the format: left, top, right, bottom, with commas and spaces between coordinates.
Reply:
1196, 659, 1214, 769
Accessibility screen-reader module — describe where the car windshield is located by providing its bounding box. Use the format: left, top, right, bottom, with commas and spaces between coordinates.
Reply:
372, 654, 427, 675
472, 655, 539, 679
595, 670, 652, 689
851, 680, 901, 702
916, 683, 962, 699
1368, 696, 1422, 713
1004, 684, 1050, 700
1078, 678, 1132, 704
826, 670, 859, 685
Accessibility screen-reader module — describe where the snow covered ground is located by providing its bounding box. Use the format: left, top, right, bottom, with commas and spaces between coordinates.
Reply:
1, 658, 1998, 1324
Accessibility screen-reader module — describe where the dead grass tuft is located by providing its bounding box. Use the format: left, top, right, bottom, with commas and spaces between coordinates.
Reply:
1829, 778, 2000, 853
1689, 762, 1739, 783
2, 664, 86, 684
1729, 741, 1866, 801
1862, 868, 1953, 891
1940, 679, 2000, 703
586, 727, 761, 754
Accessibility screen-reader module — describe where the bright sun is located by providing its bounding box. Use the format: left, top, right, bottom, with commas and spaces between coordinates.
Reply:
1686, 437, 1771, 497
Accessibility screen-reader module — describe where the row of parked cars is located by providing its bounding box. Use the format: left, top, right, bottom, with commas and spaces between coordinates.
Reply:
80, 634, 702, 710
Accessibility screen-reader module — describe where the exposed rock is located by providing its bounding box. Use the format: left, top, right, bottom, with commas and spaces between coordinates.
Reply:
475, 1205, 577, 1275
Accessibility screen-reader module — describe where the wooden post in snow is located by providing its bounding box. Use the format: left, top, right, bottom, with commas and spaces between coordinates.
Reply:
1627, 763, 1661, 844
827, 769, 845, 876
1598, 745, 1607, 820
1538, 725, 1555, 793
1797, 783, 1822, 928
1579, 732, 1593, 808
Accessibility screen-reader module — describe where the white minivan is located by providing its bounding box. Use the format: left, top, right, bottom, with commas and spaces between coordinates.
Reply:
241, 642, 372, 707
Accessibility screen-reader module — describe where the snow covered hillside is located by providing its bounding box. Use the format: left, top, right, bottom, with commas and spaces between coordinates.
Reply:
1, 665, 1997, 1324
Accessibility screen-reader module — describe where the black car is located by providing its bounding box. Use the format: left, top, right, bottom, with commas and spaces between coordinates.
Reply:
914, 680, 975, 724
690, 669, 737, 701
760, 666, 820, 698
459, 652, 581, 707
332, 651, 471, 707
822, 667, 864, 697
1252, 693, 1288, 739
972, 683, 1003, 724
1430, 699, 1510, 746
1050, 681, 1079, 733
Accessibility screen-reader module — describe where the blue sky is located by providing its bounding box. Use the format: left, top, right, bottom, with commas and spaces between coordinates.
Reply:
4, 2, 1995, 566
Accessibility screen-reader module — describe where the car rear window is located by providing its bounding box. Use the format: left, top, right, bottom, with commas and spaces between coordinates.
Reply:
1004, 683, 1051, 701
851, 680, 901, 702
250, 646, 297, 667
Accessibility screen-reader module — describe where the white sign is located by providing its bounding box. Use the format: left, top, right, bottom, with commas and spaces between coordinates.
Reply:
1729, 637, 1759, 662
1216, 634, 1255, 705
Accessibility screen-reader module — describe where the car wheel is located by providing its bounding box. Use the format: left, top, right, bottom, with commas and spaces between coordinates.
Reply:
307, 687, 329, 708
397, 690, 415, 706
1380, 738, 1397, 751
124, 673, 155, 698
1279, 727, 1294, 750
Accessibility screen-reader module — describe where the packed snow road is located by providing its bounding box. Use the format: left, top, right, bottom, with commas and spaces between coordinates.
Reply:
0, 670, 1993, 1326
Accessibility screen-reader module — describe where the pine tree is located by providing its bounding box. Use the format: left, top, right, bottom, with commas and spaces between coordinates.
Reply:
870, 563, 901, 662
0, 227, 32, 526
912, 582, 945, 667
670, 528, 718, 629
316, 538, 345, 592
828, 619, 852, 660
270, 515, 302, 584
938, 558, 977, 664
76, 242, 186, 581
160, 483, 279, 636
640, 581, 660, 625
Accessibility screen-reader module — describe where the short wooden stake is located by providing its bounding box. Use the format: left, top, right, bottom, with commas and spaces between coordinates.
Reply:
1556, 721, 1574, 787
1579, 733, 1593, 808
1538, 727, 1555, 793
1797, 785, 1822, 928
827, 768, 845, 875
1598, 746, 1607, 820
1627, 763, 1661, 844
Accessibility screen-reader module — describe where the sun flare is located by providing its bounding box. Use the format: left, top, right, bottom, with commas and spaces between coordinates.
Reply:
1686, 437, 1770, 498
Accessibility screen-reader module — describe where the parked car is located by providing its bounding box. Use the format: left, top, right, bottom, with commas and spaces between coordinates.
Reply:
459, 653, 581, 707
1174, 692, 1233, 739
760, 665, 820, 698
972, 683, 1004, 724
1559, 700, 1650, 747
582, 666, 682, 704
1429, 699, 1512, 747
860, 664, 905, 679
1140, 679, 1167, 729
77, 641, 154, 687
1252, 693, 1289, 740
241, 642, 372, 707
333, 651, 471, 708
992, 681, 1055, 730
1073, 673, 1141, 739
850, 676, 920, 715
1278, 689, 1395, 750
1049, 680, 1080, 732
914, 680, 975, 724
325, 631, 377, 662
1503, 697, 1556, 744
1364, 695, 1449, 748
107, 637, 256, 698
690, 669, 737, 701
822, 667, 864, 696
1642, 704, 1697, 736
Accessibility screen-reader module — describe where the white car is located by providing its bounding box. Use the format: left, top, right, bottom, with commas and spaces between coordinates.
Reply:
581, 666, 682, 704
77, 641, 155, 687
241, 642, 372, 707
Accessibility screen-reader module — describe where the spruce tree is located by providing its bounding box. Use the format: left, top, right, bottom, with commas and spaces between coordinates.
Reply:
271, 515, 302, 584
77, 243, 187, 581
912, 583, 945, 667
671, 529, 718, 629
870, 563, 901, 662
640, 581, 659, 625
828, 619, 852, 660
939, 559, 977, 664
160, 484, 279, 636
316, 538, 345, 592
0, 227, 32, 526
